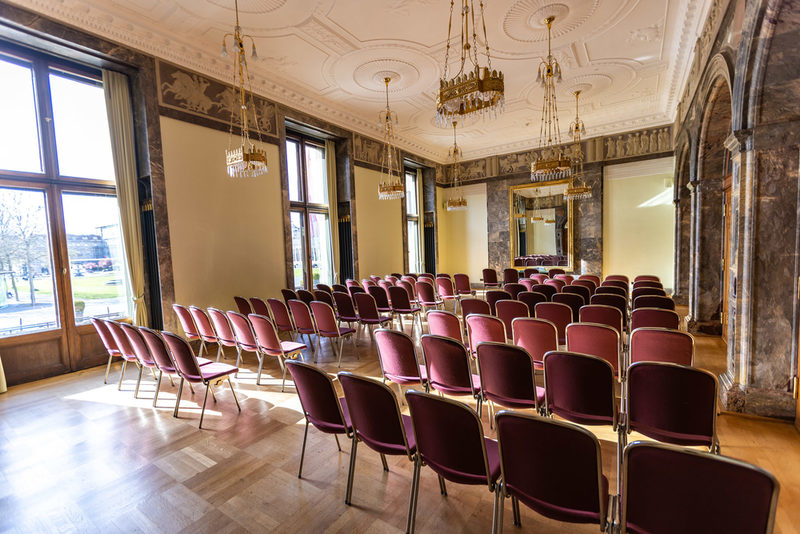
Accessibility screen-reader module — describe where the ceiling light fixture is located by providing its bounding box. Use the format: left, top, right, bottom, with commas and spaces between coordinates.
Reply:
446, 121, 468, 211
564, 90, 593, 200
436, 0, 505, 127
377, 77, 404, 200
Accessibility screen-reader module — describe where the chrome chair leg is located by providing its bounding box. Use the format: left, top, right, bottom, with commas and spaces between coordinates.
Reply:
298, 420, 310, 478
334, 433, 342, 451
173, 377, 184, 417
234, 347, 242, 376
228, 375, 241, 411
153, 370, 163, 407
380, 453, 389, 471
198, 383, 211, 429
491, 484, 503, 534
256, 353, 264, 386
406, 456, 421, 534
209, 384, 217, 402
134, 365, 144, 399
104, 356, 114, 384
495, 486, 504, 534
118, 360, 127, 391
345, 436, 358, 505
512, 494, 521, 526
438, 474, 447, 496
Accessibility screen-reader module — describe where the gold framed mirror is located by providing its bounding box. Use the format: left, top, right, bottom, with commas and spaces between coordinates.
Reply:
509, 180, 573, 271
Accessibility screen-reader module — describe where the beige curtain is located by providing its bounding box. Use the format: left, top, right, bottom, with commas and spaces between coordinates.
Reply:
103, 70, 148, 326
417, 168, 424, 273
325, 140, 340, 282
0, 354, 6, 393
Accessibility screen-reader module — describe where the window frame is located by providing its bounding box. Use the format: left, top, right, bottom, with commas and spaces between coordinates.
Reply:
404, 168, 422, 273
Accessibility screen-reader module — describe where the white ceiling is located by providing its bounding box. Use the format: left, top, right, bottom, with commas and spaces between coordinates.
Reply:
9, 0, 712, 162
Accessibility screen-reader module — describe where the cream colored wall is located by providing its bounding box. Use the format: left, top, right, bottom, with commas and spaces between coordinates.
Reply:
160, 116, 285, 315
603, 158, 675, 290
354, 166, 404, 277
436, 183, 488, 282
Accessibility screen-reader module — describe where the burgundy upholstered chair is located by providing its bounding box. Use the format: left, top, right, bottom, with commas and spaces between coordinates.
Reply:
562, 284, 591, 304
461, 297, 491, 319
602, 280, 629, 300
590, 294, 628, 328
519, 278, 536, 292
397, 279, 417, 305
378, 279, 394, 293
552, 292, 584, 322
566, 322, 622, 376
92, 317, 121, 384
633, 275, 660, 283
631, 286, 666, 301
626, 361, 719, 453
288, 299, 318, 352
314, 290, 335, 310
281, 288, 298, 305
296, 289, 315, 307
226, 310, 265, 383
453, 273, 476, 296
503, 283, 526, 300
630, 308, 680, 331
633, 295, 675, 311
233, 296, 252, 315
578, 274, 601, 286
345, 279, 361, 289
482, 268, 501, 289
465, 313, 506, 357
361, 278, 375, 288
495, 299, 529, 339
310, 301, 356, 367
495, 411, 610, 532
415, 280, 443, 312
249, 313, 306, 391
629, 327, 694, 367
333, 291, 359, 330
389, 285, 422, 335
375, 328, 428, 394
579, 304, 624, 337
316, 283, 333, 295
189, 305, 220, 358
332, 283, 348, 293
547, 268, 566, 278
353, 292, 393, 340
338, 372, 417, 521
426, 309, 463, 344
572, 278, 596, 294
530, 274, 548, 285
420, 334, 482, 414
140, 326, 212, 407
503, 268, 520, 284
486, 289, 512, 315
172, 304, 205, 356
545, 278, 565, 293
511, 317, 557, 370
435, 272, 451, 280
348, 285, 366, 298
267, 298, 297, 339
476, 342, 544, 425
161, 331, 240, 428
534, 302, 571, 344
436, 277, 461, 312
104, 319, 141, 391
121, 322, 159, 399
620, 442, 778, 534
285, 360, 351, 478
208, 307, 239, 363
632, 280, 663, 290
249, 296, 270, 318
369, 275, 381, 284
518, 291, 547, 312
553, 274, 574, 285
605, 274, 629, 284
523, 268, 537, 278
418, 273, 435, 283
531, 283, 557, 301
596, 285, 627, 298
404, 389, 501, 534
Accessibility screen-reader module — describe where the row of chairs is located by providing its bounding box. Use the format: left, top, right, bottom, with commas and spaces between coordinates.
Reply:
287, 357, 777, 533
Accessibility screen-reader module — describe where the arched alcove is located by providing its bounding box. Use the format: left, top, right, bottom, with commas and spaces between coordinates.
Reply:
673, 141, 692, 304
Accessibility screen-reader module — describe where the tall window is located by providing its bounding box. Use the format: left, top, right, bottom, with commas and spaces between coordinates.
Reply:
0, 43, 130, 339
287, 135, 334, 289
405, 169, 421, 273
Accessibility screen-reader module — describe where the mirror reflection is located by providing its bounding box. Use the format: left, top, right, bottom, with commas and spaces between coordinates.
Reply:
510, 181, 572, 269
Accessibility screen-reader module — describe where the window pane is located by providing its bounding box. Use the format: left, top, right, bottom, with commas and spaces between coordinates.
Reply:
0, 187, 59, 337
287, 140, 302, 202
0, 57, 42, 173
405, 172, 418, 216
408, 220, 420, 273
290, 211, 306, 289
309, 212, 333, 286
49, 71, 115, 180
61, 192, 130, 323
305, 144, 328, 205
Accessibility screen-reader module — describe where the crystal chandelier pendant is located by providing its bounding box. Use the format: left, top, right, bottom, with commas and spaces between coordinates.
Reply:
377, 77, 404, 200
564, 90, 593, 201
445, 121, 468, 211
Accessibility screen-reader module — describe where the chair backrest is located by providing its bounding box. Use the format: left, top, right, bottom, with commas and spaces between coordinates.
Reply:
633, 295, 675, 310
375, 328, 424, 384
566, 322, 621, 374
633, 275, 660, 283
267, 298, 294, 331
281, 288, 298, 305
249, 297, 270, 317
595, 285, 627, 297
332, 283, 348, 293
172, 304, 199, 339
547, 268, 566, 277
629, 327, 694, 366
482, 268, 498, 285
503, 283, 526, 299
385, 276, 399, 285
578, 274, 601, 286
405, 389, 494, 486
631, 287, 666, 301
427, 310, 463, 344
397, 279, 416, 301
415, 280, 438, 306
552, 292, 584, 322
562, 284, 591, 304
453, 273, 472, 294
369, 275, 381, 284
531, 284, 557, 300
309, 301, 339, 335
530, 274, 549, 284
288, 300, 316, 332
589, 294, 627, 322
579, 304, 624, 336
121, 323, 156, 367
543, 351, 617, 427
476, 342, 538, 410
522, 268, 537, 278
227, 310, 259, 351
389, 285, 414, 311
512, 317, 558, 365
465, 314, 506, 354
622, 442, 779, 534
496, 412, 608, 528
316, 283, 333, 295
353, 292, 382, 321
367, 285, 391, 309
461, 297, 491, 318
333, 291, 358, 320
421, 334, 477, 396
361, 278, 375, 288
519, 278, 535, 291
161, 331, 205, 382
534, 302, 572, 344
248, 313, 283, 354
518, 291, 547, 312
627, 362, 717, 448
553, 274, 574, 285
601, 280, 629, 297
314, 290, 335, 309
91, 317, 119, 355
630, 308, 680, 331
338, 372, 412, 456
378, 279, 393, 292
632, 280, 663, 290
189, 305, 218, 342
434, 272, 450, 280
140, 326, 176, 372
545, 278, 565, 292
403, 273, 419, 281
104, 320, 135, 358
346, 279, 360, 288
234, 296, 252, 315
436, 277, 456, 298
605, 274, 629, 284
285, 360, 349, 433
348, 285, 366, 297
503, 268, 519, 284
418, 273, 435, 282
495, 299, 529, 338
296, 289, 315, 306
572, 279, 596, 294
208, 307, 237, 346
486, 289, 512, 315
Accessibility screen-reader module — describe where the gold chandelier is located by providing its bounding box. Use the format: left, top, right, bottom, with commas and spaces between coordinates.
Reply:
446, 122, 468, 211
222, 0, 267, 178
377, 77, 405, 200
564, 90, 593, 200
531, 16, 570, 182
530, 189, 543, 221
436, 0, 505, 127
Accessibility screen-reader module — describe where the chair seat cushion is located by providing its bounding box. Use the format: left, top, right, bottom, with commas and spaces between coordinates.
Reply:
394, 307, 421, 314
198, 362, 238, 381
387, 365, 428, 386
338, 314, 359, 322
197, 357, 214, 367
427, 437, 501, 485
485, 386, 545, 409
431, 374, 481, 396
278, 341, 306, 354
510, 475, 608, 525
361, 316, 392, 325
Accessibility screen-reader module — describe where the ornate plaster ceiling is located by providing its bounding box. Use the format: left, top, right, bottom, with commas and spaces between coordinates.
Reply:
7, 0, 713, 162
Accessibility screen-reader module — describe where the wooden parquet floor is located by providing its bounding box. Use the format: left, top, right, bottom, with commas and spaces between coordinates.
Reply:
1, 316, 800, 533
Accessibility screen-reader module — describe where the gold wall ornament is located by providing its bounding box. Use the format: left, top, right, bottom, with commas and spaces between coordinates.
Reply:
531, 15, 570, 182
377, 77, 404, 200
436, 0, 505, 127
445, 121, 468, 211
222, 0, 267, 178
564, 90, 593, 201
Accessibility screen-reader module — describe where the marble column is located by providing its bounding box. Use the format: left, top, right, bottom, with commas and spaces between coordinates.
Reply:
687, 176, 723, 333
673, 191, 691, 305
